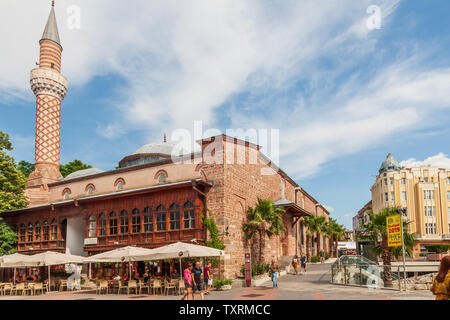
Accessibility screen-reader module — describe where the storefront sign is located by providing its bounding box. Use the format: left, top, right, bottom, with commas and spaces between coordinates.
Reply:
386, 214, 402, 247
84, 238, 98, 245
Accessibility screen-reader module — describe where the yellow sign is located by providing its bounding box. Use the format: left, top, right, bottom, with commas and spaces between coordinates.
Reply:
387, 214, 402, 247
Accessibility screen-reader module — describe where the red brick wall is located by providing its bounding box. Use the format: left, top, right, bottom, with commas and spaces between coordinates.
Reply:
200, 137, 329, 279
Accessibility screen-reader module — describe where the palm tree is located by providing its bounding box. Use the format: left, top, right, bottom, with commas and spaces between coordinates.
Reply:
304, 216, 327, 258
324, 219, 339, 258
333, 223, 345, 258
363, 207, 415, 288
242, 199, 285, 263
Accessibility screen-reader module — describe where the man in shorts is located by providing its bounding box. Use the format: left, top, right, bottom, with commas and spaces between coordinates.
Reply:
300, 254, 307, 274
191, 261, 204, 300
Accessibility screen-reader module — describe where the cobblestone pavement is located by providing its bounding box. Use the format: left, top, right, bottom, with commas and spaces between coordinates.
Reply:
0, 263, 434, 300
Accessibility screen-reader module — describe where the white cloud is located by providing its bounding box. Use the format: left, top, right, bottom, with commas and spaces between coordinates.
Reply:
2, 0, 450, 181
401, 153, 450, 169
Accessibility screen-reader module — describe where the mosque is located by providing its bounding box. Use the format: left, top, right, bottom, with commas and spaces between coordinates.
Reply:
0, 3, 331, 279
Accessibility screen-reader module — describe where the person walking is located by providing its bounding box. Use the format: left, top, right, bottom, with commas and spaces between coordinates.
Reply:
292, 255, 299, 275
191, 261, 205, 300
204, 262, 212, 295
269, 260, 280, 289
430, 256, 450, 300
320, 250, 325, 264
300, 254, 307, 274
181, 262, 193, 300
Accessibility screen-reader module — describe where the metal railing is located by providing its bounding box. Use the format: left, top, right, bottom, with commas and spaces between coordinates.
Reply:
331, 259, 439, 291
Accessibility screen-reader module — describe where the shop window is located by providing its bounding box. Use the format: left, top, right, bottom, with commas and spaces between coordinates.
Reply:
183, 202, 195, 229
169, 203, 180, 230
156, 205, 167, 231
109, 212, 118, 235
120, 210, 129, 234
88, 215, 97, 238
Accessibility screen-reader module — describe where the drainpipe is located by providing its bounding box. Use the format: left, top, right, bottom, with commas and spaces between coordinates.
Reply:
294, 187, 302, 256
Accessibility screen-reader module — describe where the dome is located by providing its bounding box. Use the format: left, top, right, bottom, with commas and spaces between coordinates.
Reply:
379, 153, 401, 174
119, 142, 186, 169
64, 168, 105, 181
133, 142, 179, 156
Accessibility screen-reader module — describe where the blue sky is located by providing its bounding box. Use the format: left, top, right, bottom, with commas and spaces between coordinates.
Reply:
1, 0, 450, 229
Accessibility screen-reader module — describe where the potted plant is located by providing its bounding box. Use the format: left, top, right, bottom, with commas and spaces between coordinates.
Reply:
214, 279, 233, 291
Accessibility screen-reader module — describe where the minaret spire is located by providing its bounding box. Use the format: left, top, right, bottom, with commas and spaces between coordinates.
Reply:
27, 3, 68, 189
41, 1, 61, 48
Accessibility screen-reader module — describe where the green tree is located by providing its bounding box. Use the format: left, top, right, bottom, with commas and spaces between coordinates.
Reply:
304, 215, 327, 258
0, 131, 28, 212
324, 218, 344, 258
60, 160, 92, 178
363, 207, 415, 288
18, 160, 35, 177
0, 217, 18, 256
18, 159, 93, 178
242, 199, 285, 263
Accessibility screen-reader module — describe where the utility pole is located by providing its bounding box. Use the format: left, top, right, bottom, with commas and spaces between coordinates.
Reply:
398, 208, 407, 291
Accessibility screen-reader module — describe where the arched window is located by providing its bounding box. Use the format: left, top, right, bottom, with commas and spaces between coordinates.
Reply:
88, 215, 97, 238
27, 223, 34, 242
63, 189, 71, 200
120, 210, 129, 234
43, 221, 49, 241
143, 207, 153, 233
158, 173, 167, 183
19, 224, 26, 243
98, 213, 107, 236
183, 202, 195, 229
109, 212, 118, 235
86, 184, 95, 195
35, 222, 41, 241
156, 205, 167, 231
169, 203, 180, 230
132, 208, 141, 233
155, 170, 168, 183
51, 219, 58, 240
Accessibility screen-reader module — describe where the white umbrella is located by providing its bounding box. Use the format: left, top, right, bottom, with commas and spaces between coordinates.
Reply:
0, 253, 30, 268
84, 246, 158, 263
0, 253, 30, 284
20, 251, 85, 292
143, 242, 225, 280
19, 251, 85, 267
144, 242, 225, 260
84, 246, 160, 278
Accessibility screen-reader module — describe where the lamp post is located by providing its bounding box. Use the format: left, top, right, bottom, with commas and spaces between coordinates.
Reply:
397, 208, 407, 291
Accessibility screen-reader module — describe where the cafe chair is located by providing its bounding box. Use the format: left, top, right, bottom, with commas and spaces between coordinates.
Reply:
127, 280, 138, 295
151, 279, 162, 295
33, 283, 44, 295
118, 281, 128, 295
164, 279, 176, 296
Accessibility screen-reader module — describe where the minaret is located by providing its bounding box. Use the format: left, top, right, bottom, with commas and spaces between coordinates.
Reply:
28, 1, 68, 187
